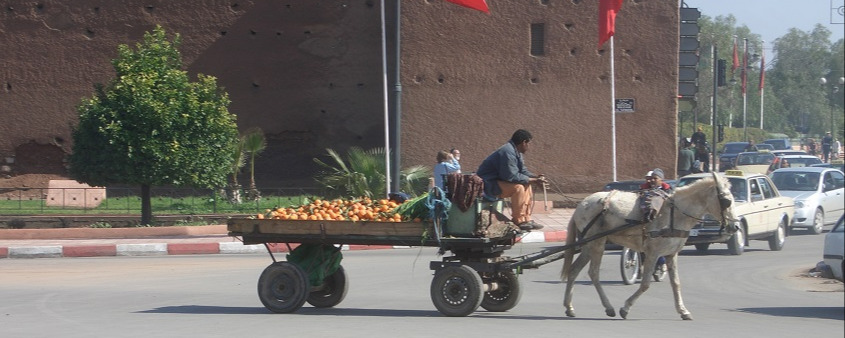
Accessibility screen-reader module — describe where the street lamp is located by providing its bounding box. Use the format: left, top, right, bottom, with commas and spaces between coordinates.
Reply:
819, 74, 845, 137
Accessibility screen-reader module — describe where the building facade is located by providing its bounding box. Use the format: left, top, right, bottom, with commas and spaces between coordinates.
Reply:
0, 0, 680, 192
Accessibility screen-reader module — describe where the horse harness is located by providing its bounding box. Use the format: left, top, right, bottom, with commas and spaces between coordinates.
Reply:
579, 185, 732, 242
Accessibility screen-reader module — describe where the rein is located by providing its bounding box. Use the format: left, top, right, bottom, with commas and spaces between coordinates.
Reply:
645, 176, 732, 238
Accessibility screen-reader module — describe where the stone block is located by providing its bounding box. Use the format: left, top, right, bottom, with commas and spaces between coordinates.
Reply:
45, 180, 106, 209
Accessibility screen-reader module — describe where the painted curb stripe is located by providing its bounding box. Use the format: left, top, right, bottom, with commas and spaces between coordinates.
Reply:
167, 243, 221, 255
9, 246, 63, 258
63, 245, 117, 257
116, 243, 168, 256
0, 231, 568, 259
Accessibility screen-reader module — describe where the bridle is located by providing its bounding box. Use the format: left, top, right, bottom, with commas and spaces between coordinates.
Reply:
650, 172, 735, 238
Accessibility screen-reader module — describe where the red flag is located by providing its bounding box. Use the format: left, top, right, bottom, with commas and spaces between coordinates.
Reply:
731, 37, 739, 74
598, 0, 624, 47
758, 49, 765, 91
445, 0, 489, 13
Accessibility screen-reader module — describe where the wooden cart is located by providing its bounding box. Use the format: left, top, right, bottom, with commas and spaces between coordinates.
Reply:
228, 203, 529, 317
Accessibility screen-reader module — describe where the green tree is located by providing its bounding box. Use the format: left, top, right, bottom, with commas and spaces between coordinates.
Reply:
769, 25, 841, 136
68, 26, 239, 225
314, 147, 430, 199
242, 128, 266, 201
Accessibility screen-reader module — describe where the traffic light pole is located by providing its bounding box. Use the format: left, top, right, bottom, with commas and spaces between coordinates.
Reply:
711, 44, 718, 172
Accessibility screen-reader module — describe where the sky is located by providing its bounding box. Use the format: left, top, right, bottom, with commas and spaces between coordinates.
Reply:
686, 0, 845, 48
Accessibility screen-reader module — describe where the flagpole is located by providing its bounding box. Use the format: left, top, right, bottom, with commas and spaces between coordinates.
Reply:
729, 35, 737, 128
742, 38, 748, 141
379, 0, 391, 197
610, 36, 617, 182
759, 41, 765, 129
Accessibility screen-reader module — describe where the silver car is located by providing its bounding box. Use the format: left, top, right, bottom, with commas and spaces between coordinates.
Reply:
823, 215, 844, 281
770, 167, 845, 234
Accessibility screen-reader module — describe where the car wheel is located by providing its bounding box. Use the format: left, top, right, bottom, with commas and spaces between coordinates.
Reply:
694, 243, 710, 253
727, 223, 745, 255
768, 219, 786, 251
810, 209, 824, 234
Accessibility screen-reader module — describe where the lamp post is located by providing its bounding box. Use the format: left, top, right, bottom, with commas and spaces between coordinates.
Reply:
819, 74, 845, 137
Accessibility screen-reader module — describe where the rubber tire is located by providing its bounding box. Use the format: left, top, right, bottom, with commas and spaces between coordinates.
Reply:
257, 262, 310, 313
810, 209, 824, 234
480, 271, 522, 312
694, 243, 711, 253
620, 247, 640, 285
306, 266, 349, 308
431, 265, 484, 317
768, 219, 786, 251
727, 224, 745, 256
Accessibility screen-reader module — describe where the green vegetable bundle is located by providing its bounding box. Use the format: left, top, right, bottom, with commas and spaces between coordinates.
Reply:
393, 192, 431, 221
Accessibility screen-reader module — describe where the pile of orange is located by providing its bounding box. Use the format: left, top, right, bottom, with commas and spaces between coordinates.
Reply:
256, 197, 413, 222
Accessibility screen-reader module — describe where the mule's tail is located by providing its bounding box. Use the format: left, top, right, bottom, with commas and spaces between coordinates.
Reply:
560, 216, 578, 282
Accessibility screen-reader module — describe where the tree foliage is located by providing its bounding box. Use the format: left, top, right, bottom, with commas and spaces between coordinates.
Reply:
695, 16, 844, 139
314, 147, 430, 199
68, 25, 239, 224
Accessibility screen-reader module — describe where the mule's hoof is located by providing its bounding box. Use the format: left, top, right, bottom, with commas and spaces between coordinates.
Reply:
565, 309, 576, 317
681, 313, 694, 320
620, 308, 628, 319
606, 309, 616, 317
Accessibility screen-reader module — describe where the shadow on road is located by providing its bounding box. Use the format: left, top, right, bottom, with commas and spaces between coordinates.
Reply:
734, 306, 844, 321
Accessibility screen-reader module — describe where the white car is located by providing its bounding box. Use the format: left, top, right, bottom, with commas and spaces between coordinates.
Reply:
678, 171, 794, 255
771, 167, 845, 234
823, 215, 844, 281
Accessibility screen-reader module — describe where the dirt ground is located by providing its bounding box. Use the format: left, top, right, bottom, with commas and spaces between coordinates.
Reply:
788, 268, 844, 293
0, 174, 71, 198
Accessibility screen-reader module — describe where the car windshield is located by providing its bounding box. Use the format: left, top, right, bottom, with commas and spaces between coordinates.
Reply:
736, 153, 775, 165
678, 176, 747, 201
783, 157, 823, 167
756, 144, 774, 150
771, 171, 820, 191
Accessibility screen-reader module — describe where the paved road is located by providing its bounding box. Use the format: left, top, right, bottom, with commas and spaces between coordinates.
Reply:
0, 233, 841, 337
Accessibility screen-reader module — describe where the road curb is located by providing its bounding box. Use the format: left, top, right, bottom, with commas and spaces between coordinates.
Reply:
0, 231, 567, 259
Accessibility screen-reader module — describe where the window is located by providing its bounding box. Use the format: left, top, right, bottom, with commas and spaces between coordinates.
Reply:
530, 23, 545, 56
758, 178, 775, 199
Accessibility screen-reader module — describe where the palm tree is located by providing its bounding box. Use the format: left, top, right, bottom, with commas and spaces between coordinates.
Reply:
242, 128, 266, 201
314, 147, 430, 199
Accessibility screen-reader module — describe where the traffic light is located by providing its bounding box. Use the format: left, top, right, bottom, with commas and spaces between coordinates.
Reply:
718, 124, 725, 142
678, 7, 701, 112
717, 59, 727, 87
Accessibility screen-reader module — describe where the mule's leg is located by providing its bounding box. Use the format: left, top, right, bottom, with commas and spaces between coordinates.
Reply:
584, 240, 616, 317
563, 249, 591, 317
666, 253, 693, 320
619, 252, 659, 319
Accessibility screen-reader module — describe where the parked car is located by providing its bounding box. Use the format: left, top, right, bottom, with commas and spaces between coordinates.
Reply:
719, 142, 753, 171
777, 155, 822, 168
771, 149, 807, 157
755, 143, 774, 151
677, 170, 793, 255
810, 159, 845, 173
763, 138, 791, 150
823, 215, 844, 282
770, 167, 845, 234
603, 179, 677, 191
734, 151, 775, 175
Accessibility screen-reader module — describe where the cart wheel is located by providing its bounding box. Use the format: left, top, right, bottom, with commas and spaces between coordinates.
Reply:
307, 266, 349, 308
619, 247, 640, 285
430, 265, 484, 317
480, 270, 521, 312
257, 262, 309, 313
